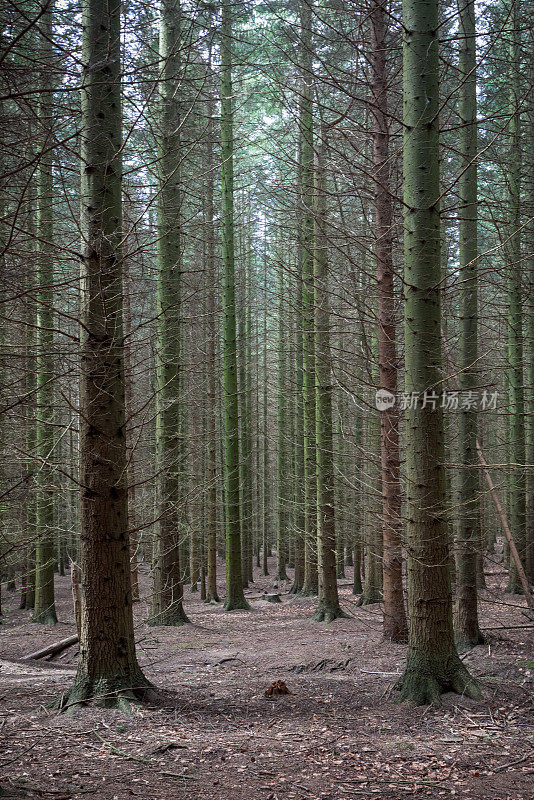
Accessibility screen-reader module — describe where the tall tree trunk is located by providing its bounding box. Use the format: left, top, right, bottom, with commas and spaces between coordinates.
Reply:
150, 0, 189, 626
23, 197, 37, 610
505, 1, 526, 594
204, 48, 220, 603
62, 0, 152, 708
359, 408, 383, 605
526, 27, 534, 583
395, 0, 480, 705
238, 239, 253, 587
370, 0, 407, 642
276, 260, 290, 582
454, 0, 483, 648
123, 260, 139, 602
221, 0, 249, 610
262, 252, 271, 578
313, 128, 346, 622
290, 255, 305, 593
300, 0, 318, 597
33, 0, 57, 625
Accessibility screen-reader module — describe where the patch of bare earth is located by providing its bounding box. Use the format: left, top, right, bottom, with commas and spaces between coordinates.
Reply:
0, 559, 532, 800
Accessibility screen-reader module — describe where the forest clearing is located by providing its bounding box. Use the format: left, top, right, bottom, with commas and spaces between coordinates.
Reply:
1, 560, 533, 800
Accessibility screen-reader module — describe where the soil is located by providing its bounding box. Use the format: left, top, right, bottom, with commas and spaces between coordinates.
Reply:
0, 559, 533, 800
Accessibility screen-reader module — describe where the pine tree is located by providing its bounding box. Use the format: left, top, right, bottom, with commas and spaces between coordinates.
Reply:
221, 0, 249, 611
300, 0, 318, 597
370, 0, 407, 642
526, 25, 534, 583
204, 39, 220, 604
454, 0, 484, 648
505, 0, 526, 594
33, 0, 57, 625
62, 0, 152, 708
395, 0, 480, 705
313, 127, 346, 622
150, 0, 189, 626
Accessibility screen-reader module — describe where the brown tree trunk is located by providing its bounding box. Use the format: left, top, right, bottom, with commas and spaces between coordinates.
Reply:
61, 0, 152, 709
370, 0, 408, 643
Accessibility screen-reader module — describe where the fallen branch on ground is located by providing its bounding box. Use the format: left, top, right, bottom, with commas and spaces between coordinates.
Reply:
21, 635, 79, 661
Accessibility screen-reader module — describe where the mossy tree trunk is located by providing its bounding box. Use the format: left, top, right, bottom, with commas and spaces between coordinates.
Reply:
123, 259, 139, 603
454, 0, 483, 648
62, 0, 152, 708
150, 0, 189, 626
262, 254, 271, 578
526, 29, 534, 583
300, 0, 318, 597
290, 259, 305, 593
505, 1, 526, 595
221, 0, 249, 611
396, 0, 480, 705
275, 261, 290, 582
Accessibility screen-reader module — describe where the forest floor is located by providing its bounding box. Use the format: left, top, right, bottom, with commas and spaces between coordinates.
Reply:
0, 558, 533, 800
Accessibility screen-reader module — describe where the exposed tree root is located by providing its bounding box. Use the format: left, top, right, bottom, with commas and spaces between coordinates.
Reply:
148, 604, 190, 626
31, 609, 58, 625
58, 672, 157, 714
299, 586, 318, 597
223, 598, 251, 611
356, 592, 382, 607
313, 602, 351, 623
395, 651, 481, 706
455, 629, 486, 653
204, 596, 221, 605
383, 626, 409, 645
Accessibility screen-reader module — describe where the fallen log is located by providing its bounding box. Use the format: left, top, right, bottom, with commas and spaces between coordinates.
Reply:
22, 634, 79, 661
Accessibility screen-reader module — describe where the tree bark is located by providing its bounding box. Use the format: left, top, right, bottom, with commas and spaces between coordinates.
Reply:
454, 0, 483, 648
61, 0, 152, 708
505, 0, 526, 595
300, 0, 318, 597
221, 0, 249, 611
150, 0, 189, 626
313, 127, 346, 622
370, 0, 407, 642
33, 0, 57, 626
395, 0, 479, 705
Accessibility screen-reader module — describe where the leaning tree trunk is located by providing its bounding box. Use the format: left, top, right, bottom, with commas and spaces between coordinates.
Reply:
454, 0, 483, 648
62, 0, 152, 708
150, 0, 189, 626
313, 129, 346, 622
33, 0, 57, 625
395, 0, 480, 705
221, 0, 249, 611
370, 0, 407, 642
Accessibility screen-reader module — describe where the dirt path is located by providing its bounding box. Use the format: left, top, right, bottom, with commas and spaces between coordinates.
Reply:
0, 559, 532, 799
